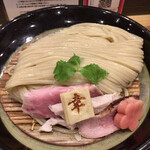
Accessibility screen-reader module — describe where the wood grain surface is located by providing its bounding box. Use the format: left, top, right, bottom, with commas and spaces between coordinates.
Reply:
128, 15, 150, 30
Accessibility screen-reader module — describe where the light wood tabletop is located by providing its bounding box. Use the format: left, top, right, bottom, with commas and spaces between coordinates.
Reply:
128, 14, 150, 30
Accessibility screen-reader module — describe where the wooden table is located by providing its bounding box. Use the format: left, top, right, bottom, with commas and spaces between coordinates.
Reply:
128, 14, 150, 30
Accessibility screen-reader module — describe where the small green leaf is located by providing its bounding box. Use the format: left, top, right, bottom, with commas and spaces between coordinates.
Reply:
68, 54, 83, 66
53, 60, 77, 82
80, 64, 109, 84
53, 54, 109, 84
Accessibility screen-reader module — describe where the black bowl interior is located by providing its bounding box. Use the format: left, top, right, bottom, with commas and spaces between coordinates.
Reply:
0, 5, 150, 73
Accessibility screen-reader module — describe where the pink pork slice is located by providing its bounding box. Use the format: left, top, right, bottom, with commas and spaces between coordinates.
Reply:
77, 111, 119, 139
49, 93, 120, 119
22, 84, 102, 118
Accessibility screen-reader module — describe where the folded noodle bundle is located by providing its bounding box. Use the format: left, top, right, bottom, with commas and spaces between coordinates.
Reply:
5, 23, 144, 103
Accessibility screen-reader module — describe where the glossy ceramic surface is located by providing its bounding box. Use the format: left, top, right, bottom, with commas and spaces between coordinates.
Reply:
0, 5, 150, 150
0, 6, 150, 71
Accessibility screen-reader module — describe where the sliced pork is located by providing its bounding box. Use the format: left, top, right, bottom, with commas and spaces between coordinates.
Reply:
22, 84, 102, 118
39, 117, 76, 132
92, 93, 120, 114
49, 93, 120, 119
77, 111, 119, 139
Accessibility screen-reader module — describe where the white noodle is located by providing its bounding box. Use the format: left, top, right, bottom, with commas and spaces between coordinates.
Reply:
5, 23, 144, 102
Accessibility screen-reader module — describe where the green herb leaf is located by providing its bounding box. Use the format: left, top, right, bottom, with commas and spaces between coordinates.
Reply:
80, 64, 109, 84
53, 60, 77, 82
68, 54, 83, 66
53, 54, 109, 84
